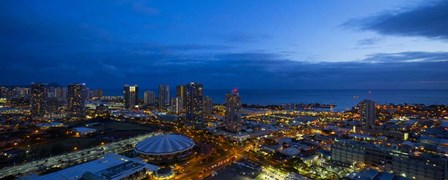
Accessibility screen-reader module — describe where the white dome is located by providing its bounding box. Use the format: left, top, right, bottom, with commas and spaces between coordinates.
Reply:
135, 134, 195, 155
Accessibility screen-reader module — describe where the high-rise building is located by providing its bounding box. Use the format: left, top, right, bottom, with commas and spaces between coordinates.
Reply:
203, 96, 213, 119
184, 82, 203, 124
359, 99, 376, 128
171, 97, 182, 114
158, 84, 170, 111
123, 85, 139, 109
31, 83, 47, 118
176, 85, 186, 113
143, 91, 155, 105
67, 83, 86, 118
224, 89, 242, 133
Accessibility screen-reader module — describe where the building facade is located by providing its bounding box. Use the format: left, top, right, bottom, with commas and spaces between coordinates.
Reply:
67, 83, 87, 118
158, 84, 170, 111
359, 99, 376, 128
224, 89, 242, 133
123, 84, 139, 109
170, 97, 182, 114
184, 82, 203, 124
331, 139, 448, 180
144, 90, 155, 105
203, 96, 213, 119
176, 85, 185, 113
30, 83, 47, 118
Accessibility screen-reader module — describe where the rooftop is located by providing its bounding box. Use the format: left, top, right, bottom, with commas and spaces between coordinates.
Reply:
36, 153, 158, 180
135, 134, 195, 155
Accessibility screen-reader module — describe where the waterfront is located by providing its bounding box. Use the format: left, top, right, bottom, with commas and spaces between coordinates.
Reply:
104, 89, 448, 111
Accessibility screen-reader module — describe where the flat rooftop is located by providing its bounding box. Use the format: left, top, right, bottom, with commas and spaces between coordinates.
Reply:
37, 153, 158, 180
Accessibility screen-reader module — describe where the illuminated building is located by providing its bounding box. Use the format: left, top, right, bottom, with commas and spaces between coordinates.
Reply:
30, 83, 47, 118
176, 85, 185, 112
331, 139, 447, 180
94, 104, 110, 118
67, 83, 87, 118
158, 84, 170, 111
184, 82, 203, 124
123, 84, 138, 109
36, 153, 158, 180
171, 97, 182, 114
203, 96, 213, 119
144, 90, 155, 105
359, 99, 376, 128
224, 89, 242, 133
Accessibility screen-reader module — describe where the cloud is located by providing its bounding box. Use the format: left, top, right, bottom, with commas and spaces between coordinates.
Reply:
1, 1, 447, 89
217, 32, 272, 43
363, 51, 448, 63
344, 0, 448, 40
357, 38, 381, 46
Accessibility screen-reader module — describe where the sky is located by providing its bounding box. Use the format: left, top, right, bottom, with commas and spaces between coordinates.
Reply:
1, 0, 447, 89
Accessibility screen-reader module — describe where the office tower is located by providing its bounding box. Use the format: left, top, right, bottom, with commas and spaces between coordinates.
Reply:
203, 96, 213, 119
184, 82, 203, 124
176, 85, 186, 113
359, 99, 376, 128
30, 83, 47, 117
67, 83, 87, 118
171, 97, 182, 114
123, 85, 139, 109
158, 84, 170, 111
224, 89, 242, 133
143, 91, 155, 105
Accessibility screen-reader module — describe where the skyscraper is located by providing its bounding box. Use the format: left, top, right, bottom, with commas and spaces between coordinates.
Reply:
359, 99, 376, 128
143, 91, 155, 105
225, 89, 242, 133
123, 85, 139, 109
171, 97, 182, 114
30, 83, 47, 118
184, 82, 203, 124
203, 96, 213, 119
158, 84, 170, 111
176, 85, 185, 113
67, 83, 86, 118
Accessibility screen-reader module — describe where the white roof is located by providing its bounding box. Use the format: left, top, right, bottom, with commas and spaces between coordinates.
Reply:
135, 134, 195, 155
37, 153, 158, 180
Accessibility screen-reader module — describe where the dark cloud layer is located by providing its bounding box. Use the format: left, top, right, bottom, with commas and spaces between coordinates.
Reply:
0, 1, 447, 89
345, 0, 448, 40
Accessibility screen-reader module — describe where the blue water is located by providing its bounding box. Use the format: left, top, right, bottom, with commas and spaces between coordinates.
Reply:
103, 89, 448, 111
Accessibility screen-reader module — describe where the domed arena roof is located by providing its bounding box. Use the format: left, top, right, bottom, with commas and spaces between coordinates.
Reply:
135, 134, 195, 155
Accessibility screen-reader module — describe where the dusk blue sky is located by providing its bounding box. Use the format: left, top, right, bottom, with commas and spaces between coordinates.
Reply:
1, 0, 447, 89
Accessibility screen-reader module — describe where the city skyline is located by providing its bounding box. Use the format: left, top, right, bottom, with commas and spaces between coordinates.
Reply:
1, 0, 448, 89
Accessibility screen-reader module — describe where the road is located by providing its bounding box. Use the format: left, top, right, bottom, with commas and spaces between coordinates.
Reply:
175, 143, 254, 179
0, 132, 160, 178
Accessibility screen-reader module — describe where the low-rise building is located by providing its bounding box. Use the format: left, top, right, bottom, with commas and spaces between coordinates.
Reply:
331, 139, 448, 180
36, 153, 158, 180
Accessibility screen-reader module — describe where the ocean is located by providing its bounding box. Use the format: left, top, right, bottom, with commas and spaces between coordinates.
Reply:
103, 89, 448, 111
